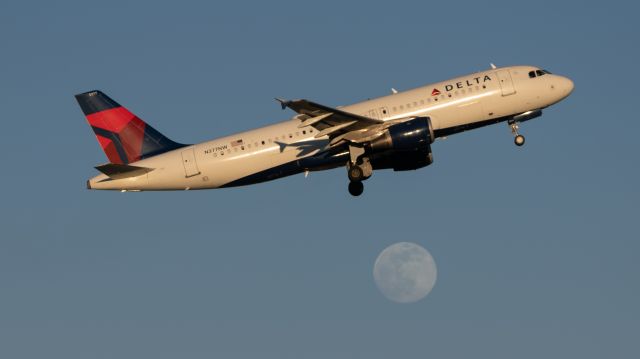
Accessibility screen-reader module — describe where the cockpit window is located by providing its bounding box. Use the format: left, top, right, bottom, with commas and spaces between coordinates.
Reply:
530, 69, 552, 78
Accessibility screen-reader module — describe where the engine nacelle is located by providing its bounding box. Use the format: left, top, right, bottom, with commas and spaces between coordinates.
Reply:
369, 117, 434, 171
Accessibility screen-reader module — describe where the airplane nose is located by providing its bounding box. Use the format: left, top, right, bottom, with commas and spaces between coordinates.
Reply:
561, 76, 574, 97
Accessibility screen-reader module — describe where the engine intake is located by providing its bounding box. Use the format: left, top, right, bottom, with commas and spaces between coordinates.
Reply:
369, 117, 434, 171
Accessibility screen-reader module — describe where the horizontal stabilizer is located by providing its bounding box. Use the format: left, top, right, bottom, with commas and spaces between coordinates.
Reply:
95, 163, 154, 180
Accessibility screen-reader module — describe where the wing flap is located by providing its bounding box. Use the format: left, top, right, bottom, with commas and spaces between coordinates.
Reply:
297, 112, 333, 128
314, 120, 358, 138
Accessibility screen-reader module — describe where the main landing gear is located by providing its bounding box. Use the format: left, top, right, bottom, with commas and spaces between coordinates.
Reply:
346, 145, 372, 197
509, 120, 526, 147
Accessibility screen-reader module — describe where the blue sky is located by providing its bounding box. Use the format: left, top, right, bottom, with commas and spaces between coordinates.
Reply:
0, 0, 638, 358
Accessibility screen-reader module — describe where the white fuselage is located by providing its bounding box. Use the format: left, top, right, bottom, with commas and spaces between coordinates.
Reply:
87, 65, 574, 191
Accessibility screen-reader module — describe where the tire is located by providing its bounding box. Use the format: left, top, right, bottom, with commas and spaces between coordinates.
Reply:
514, 135, 525, 146
348, 181, 364, 196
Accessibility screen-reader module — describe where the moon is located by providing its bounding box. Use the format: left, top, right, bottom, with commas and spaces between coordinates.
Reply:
373, 242, 437, 303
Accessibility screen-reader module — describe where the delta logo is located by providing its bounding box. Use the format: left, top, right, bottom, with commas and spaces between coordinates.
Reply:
432, 75, 493, 96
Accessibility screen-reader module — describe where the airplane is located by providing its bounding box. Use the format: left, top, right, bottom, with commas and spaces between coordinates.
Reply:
77, 64, 574, 196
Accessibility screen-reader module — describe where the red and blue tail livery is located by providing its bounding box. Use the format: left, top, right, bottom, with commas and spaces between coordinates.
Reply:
75, 90, 184, 164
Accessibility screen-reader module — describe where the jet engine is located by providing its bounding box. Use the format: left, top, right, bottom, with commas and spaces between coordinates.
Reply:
368, 117, 434, 171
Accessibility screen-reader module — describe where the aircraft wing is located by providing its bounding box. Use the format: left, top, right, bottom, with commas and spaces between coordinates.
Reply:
278, 98, 412, 147
278, 99, 383, 140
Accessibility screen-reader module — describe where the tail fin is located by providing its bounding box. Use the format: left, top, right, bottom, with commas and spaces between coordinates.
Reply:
75, 90, 186, 164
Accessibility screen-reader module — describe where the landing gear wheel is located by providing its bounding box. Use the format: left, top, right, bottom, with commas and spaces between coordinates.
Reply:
514, 134, 525, 147
348, 165, 364, 182
348, 181, 364, 196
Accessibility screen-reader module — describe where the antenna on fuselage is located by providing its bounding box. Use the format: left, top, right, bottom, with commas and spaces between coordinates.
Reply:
391, 88, 398, 94
490, 63, 497, 69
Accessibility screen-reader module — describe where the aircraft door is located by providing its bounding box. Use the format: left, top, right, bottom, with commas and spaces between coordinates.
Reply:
496, 70, 516, 96
181, 147, 201, 177
365, 107, 389, 120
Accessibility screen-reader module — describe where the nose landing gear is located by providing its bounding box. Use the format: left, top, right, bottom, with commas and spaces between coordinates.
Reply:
509, 121, 526, 147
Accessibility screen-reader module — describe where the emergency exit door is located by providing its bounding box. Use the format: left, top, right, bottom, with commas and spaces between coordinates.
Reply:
181, 147, 201, 177
496, 70, 516, 96
365, 107, 389, 120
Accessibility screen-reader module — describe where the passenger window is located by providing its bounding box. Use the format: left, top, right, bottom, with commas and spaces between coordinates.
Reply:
302, 130, 306, 135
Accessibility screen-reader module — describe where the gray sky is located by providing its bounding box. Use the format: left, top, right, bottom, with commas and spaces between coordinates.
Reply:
1, 0, 638, 358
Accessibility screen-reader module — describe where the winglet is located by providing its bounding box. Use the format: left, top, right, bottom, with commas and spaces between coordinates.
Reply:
275, 98, 289, 110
